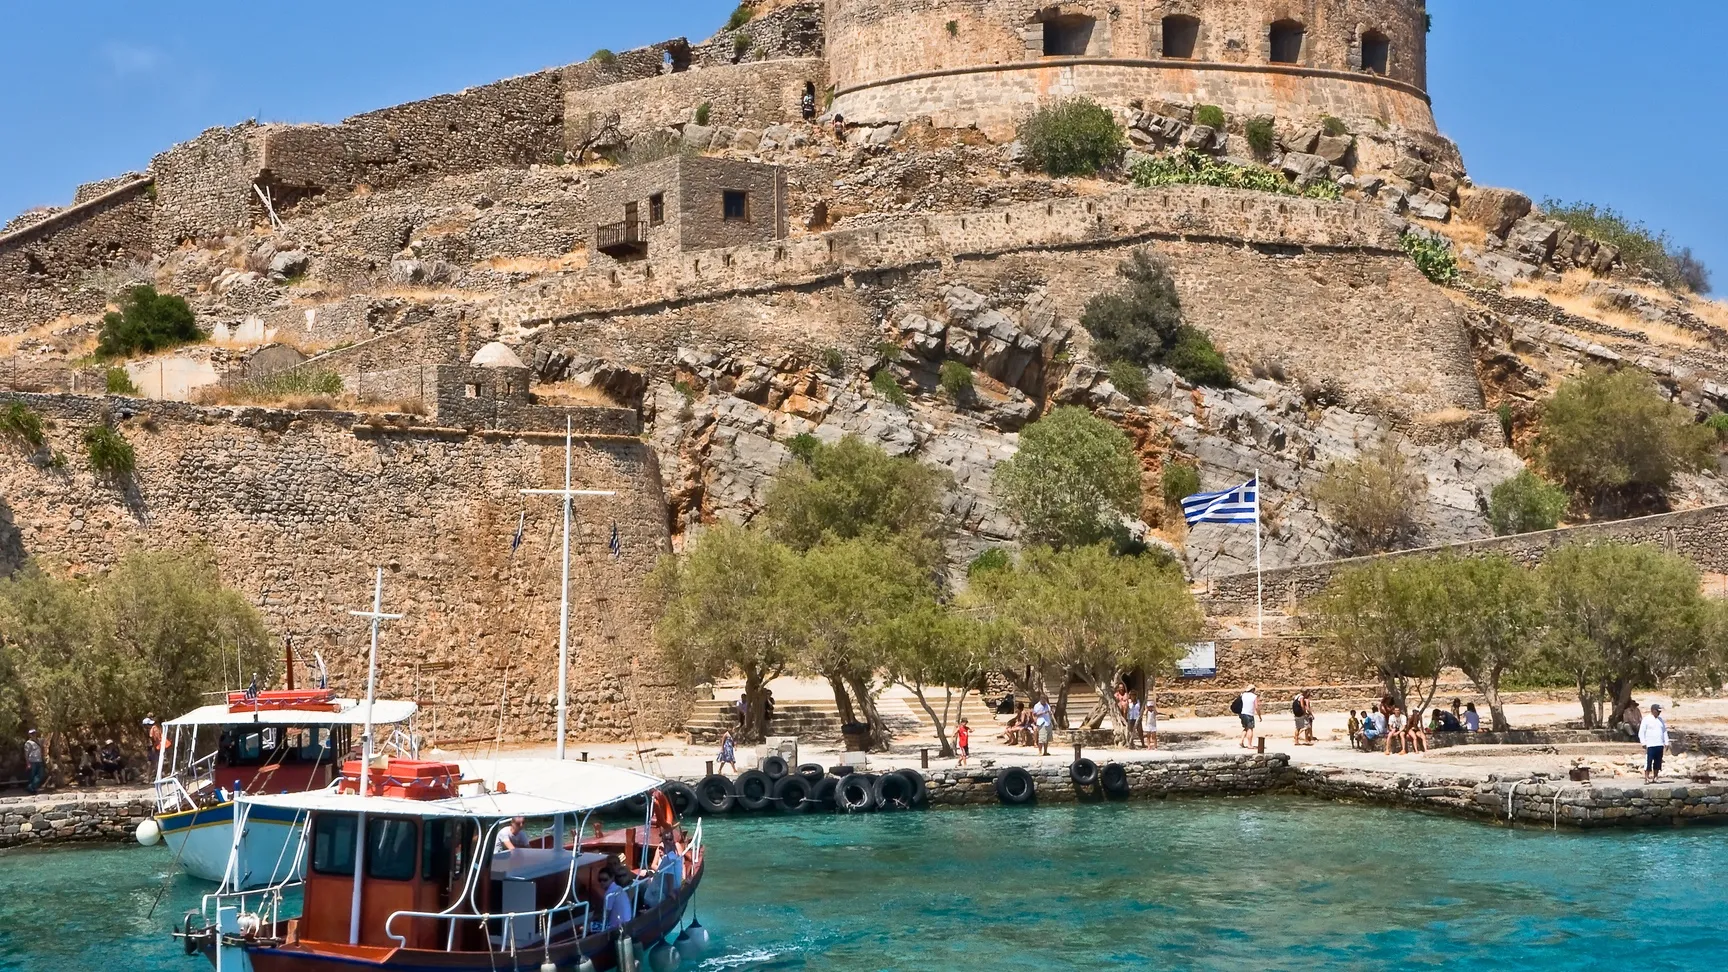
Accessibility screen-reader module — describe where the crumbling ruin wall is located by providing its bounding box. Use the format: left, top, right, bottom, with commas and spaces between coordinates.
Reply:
0, 175, 157, 334
150, 124, 270, 249
0, 392, 680, 741
564, 59, 826, 146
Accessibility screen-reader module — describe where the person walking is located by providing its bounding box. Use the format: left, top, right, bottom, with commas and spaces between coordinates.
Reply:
1236, 684, 1259, 749
1291, 690, 1315, 746
23, 729, 45, 795
954, 718, 971, 766
1032, 694, 1054, 757
1640, 703, 1670, 783
1143, 695, 1159, 750
716, 729, 738, 775
1126, 694, 1144, 749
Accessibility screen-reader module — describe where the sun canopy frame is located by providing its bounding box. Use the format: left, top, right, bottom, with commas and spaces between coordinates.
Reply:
164, 699, 418, 728
238, 758, 662, 820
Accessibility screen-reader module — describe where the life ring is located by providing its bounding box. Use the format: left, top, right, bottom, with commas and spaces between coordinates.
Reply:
1069, 758, 1100, 788
759, 754, 790, 780
695, 774, 737, 814
774, 774, 815, 813
734, 769, 775, 812
872, 771, 914, 810
995, 767, 1035, 805
895, 768, 928, 807
836, 773, 877, 812
1101, 762, 1130, 798
660, 781, 699, 819
795, 762, 826, 785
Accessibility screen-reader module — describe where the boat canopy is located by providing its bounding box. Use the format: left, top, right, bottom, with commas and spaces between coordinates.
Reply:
237, 758, 663, 819
164, 698, 418, 728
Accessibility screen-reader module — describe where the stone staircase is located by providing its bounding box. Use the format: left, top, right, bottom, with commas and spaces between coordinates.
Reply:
684, 695, 934, 744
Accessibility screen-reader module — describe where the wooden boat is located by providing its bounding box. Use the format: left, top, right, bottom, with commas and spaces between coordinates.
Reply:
143, 692, 418, 886
175, 756, 706, 971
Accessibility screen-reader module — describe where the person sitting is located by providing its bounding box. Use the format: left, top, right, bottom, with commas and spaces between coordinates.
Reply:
1347, 711, 1364, 751
995, 692, 1016, 715
642, 830, 684, 909
1361, 708, 1385, 749
98, 739, 125, 779
597, 867, 635, 931
1463, 703, 1481, 733
76, 746, 97, 787
494, 816, 527, 854
1433, 709, 1463, 733
998, 703, 1027, 745
1384, 707, 1407, 755
1405, 712, 1429, 754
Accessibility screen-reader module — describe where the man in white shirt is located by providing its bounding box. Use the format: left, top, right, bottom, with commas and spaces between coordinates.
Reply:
1639, 703, 1670, 783
1237, 685, 1259, 749
1032, 696, 1054, 757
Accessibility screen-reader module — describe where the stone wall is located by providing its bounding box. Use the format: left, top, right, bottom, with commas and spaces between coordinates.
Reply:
0, 176, 157, 335
0, 794, 153, 848
1213, 503, 1728, 602
150, 124, 270, 248
924, 753, 1295, 804
828, 0, 1433, 134
0, 391, 681, 742
564, 59, 826, 148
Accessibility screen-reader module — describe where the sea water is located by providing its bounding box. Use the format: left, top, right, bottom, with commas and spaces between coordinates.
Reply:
2, 798, 1723, 970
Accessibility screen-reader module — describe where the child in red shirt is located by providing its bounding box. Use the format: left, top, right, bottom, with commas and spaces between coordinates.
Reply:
955, 719, 971, 766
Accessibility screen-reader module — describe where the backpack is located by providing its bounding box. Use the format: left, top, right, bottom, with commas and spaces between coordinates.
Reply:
1230, 696, 1243, 715
1292, 697, 1305, 716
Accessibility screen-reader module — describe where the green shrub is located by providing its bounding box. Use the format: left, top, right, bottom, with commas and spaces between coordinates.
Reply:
694, 102, 712, 126
785, 432, 820, 464
967, 548, 1011, 577
0, 402, 46, 451
590, 49, 617, 65
611, 131, 688, 168
1194, 104, 1226, 129
1707, 412, 1728, 442
105, 367, 140, 395
1497, 402, 1515, 445
945, 19, 960, 36
1543, 199, 1710, 293
82, 424, 135, 480
733, 33, 753, 59
1161, 461, 1201, 509
1399, 232, 1459, 285
1488, 469, 1569, 536
249, 368, 343, 398
1017, 98, 1124, 178
1245, 116, 1276, 157
821, 347, 846, 376
673, 379, 695, 399
1163, 327, 1233, 388
874, 340, 902, 361
1107, 360, 1149, 403
725, 3, 754, 30
871, 369, 909, 407
1316, 438, 1427, 554
1129, 149, 1339, 200
96, 285, 200, 357
1320, 115, 1348, 137
938, 360, 973, 400
1538, 366, 1716, 511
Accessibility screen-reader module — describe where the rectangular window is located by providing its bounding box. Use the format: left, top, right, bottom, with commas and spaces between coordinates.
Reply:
311, 813, 357, 876
648, 193, 665, 226
722, 190, 749, 222
366, 817, 419, 881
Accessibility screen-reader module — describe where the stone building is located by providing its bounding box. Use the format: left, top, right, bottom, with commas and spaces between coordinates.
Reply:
588, 156, 789, 262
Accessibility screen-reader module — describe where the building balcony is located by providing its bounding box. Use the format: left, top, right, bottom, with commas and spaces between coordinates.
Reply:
596, 220, 649, 258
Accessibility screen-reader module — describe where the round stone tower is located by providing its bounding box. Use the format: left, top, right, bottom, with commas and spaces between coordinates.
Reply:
827, 0, 1436, 136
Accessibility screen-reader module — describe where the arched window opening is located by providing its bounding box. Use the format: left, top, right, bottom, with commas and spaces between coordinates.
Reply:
1043, 14, 1095, 56
1269, 20, 1305, 64
1162, 15, 1199, 58
1360, 30, 1390, 74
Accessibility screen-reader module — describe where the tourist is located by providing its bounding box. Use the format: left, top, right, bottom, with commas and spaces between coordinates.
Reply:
597, 867, 635, 930
1385, 707, 1406, 755
23, 729, 45, 795
144, 714, 169, 769
1433, 708, 1463, 733
98, 739, 124, 781
1126, 693, 1143, 749
1142, 696, 1159, 750
1640, 703, 1670, 783
716, 729, 738, 775
1236, 684, 1259, 749
733, 694, 748, 729
644, 830, 683, 908
1463, 703, 1481, 733
1347, 711, 1364, 750
495, 816, 528, 853
1361, 708, 1384, 749
1032, 694, 1054, 757
831, 113, 848, 140
995, 691, 1016, 715
76, 745, 96, 787
997, 703, 1024, 745
955, 718, 971, 766
801, 87, 817, 120
762, 689, 776, 733
1405, 712, 1429, 753
1114, 684, 1130, 728
1291, 690, 1315, 746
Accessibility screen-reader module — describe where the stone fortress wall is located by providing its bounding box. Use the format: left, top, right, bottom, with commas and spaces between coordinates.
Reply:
826, 0, 1435, 134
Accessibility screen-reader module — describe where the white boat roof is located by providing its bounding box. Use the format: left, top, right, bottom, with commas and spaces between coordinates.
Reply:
165, 698, 418, 728
239, 758, 662, 819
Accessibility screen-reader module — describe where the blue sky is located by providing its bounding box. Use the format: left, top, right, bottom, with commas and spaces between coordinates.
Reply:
1, 1, 1721, 290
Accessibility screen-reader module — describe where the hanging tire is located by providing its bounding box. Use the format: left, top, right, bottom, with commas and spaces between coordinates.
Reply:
1069, 758, 1100, 788
1101, 762, 1130, 798
759, 754, 790, 780
894, 768, 928, 807
735, 770, 775, 812
829, 764, 856, 778
774, 774, 815, 813
873, 771, 915, 810
836, 773, 877, 812
661, 780, 699, 818
995, 767, 1035, 805
813, 776, 839, 808
795, 762, 826, 785
623, 792, 650, 816
695, 775, 737, 814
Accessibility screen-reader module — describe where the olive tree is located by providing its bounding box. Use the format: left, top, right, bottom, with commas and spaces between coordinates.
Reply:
1311, 558, 1442, 713
1538, 367, 1715, 514
876, 601, 990, 758
993, 406, 1143, 550
1420, 553, 1545, 731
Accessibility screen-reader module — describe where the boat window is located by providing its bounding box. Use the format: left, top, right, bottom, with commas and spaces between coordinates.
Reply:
423, 819, 473, 890
367, 817, 419, 881
295, 727, 331, 762
221, 729, 266, 765
312, 814, 358, 876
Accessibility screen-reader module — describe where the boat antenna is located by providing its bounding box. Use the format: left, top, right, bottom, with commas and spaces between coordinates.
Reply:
346, 566, 402, 945
519, 415, 616, 759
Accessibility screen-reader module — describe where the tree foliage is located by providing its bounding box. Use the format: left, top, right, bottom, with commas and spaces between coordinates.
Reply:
1488, 469, 1569, 536
1017, 98, 1123, 178
1311, 559, 1442, 713
96, 285, 200, 358
1416, 553, 1545, 731
1537, 367, 1714, 513
760, 435, 949, 558
1315, 438, 1427, 555
993, 406, 1143, 549
1080, 249, 1232, 387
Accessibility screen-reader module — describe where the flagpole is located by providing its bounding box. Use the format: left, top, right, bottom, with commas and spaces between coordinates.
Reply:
1255, 469, 1263, 640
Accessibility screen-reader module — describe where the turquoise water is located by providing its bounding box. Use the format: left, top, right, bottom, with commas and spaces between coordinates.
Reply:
3, 798, 1725, 970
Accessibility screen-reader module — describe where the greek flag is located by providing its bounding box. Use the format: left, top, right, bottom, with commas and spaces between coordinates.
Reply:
608, 522, 622, 560
1181, 476, 1259, 526
243, 675, 260, 705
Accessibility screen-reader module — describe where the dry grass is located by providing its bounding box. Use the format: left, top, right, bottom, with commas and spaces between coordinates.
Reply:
1507, 274, 1706, 349
532, 381, 622, 408
1418, 406, 1473, 426
482, 250, 589, 274
1686, 295, 1728, 331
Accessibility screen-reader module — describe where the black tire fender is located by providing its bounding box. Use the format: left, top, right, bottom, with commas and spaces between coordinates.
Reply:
622, 792, 649, 816
759, 754, 789, 780
773, 774, 815, 813
735, 769, 775, 812
1069, 757, 1100, 788
894, 767, 928, 807
873, 770, 913, 810
814, 775, 840, 808
995, 767, 1035, 805
829, 763, 856, 778
660, 780, 699, 818
1101, 761, 1130, 798
836, 773, 877, 812
795, 762, 826, 785
695, 774, 737, 814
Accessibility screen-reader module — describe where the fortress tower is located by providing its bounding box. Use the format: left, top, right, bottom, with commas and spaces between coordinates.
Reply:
827, 0, 1436, 135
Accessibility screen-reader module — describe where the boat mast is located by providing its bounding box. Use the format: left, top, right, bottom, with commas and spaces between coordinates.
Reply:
519, 415, 615, 760
346, 567, 402, 945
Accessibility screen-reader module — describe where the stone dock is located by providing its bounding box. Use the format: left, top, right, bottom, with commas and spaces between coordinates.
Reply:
0, 792, 154, 849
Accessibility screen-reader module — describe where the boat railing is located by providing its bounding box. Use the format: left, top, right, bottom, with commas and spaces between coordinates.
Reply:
196, 879, 303, 942
384, 901, 593, 950
154, 753, 217, 813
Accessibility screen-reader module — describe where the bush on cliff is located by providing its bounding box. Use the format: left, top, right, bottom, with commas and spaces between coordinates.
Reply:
82, 424, 135, 481
1018, 98, 1123, 178
993, 406, 1142, 549
1398, 232, 1459, 285
105, 367, 140, 395
0, 402, 45, 452
1315, 437, 1427, 555
1194, 104, 1226, 129
724, 3, 754, 31
96, 284, 200, 358
1130, 149, 1341, 201
1487, 469, 1569, 536
1543, 199, 1712, 294
1537, 366, 1715, 515
1080, 250, 1233, 388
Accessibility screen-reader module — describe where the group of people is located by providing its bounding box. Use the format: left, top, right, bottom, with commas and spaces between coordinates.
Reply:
994, 695, 1057, 756
1112, 685, 1158, 750
1350, 698, 1481, 755
16, 715, 166, 794
492, 816, 684, 933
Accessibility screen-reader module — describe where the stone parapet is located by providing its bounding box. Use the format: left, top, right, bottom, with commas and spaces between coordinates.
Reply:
0, 794, 154, 848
